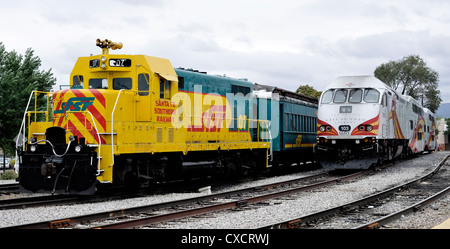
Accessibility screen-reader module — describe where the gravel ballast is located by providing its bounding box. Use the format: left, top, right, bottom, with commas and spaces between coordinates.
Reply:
1, 152, 449, 229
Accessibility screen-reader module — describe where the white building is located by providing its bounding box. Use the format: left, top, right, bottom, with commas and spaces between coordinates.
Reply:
437, 119, 448, 151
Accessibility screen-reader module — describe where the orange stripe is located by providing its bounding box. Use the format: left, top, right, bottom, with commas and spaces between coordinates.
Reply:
90, 89, 106, 108
71, 89, 107, 131
73, 112, 106, 144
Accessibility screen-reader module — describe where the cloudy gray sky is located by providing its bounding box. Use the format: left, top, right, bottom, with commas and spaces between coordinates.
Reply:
2, 0, 450, 103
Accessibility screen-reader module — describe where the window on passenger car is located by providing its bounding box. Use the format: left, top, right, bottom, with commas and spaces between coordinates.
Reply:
89, 78, 108, 89
333, 89, 347, 103
321, 89, 334, 104
364, 89, 380, 103
349, 89, 362, 103
113, 78, 132, 90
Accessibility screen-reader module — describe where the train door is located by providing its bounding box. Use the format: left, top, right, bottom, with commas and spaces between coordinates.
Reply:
136, 73, 151, 121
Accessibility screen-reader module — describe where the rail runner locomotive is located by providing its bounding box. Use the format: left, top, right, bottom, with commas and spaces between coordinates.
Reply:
315, 76, 437, 169
16, 39, 317, 195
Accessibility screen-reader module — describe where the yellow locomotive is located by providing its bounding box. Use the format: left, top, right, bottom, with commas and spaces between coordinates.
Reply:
18, 39, 271, 194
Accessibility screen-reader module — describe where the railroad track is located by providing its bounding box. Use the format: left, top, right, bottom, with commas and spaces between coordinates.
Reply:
4, 169, 348, 229
0, 162, 318, 210
0, 183, 19, 193
88, 168, 381, 229
259, 153, 450, 229
0, 194, 83, 210
6, 155, 427, 229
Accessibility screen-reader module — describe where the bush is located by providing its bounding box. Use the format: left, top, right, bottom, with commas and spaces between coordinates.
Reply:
1, 170, 18, 180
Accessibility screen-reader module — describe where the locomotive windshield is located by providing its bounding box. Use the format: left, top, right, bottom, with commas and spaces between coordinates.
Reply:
349, 89, 362, 103
321, 89, 334, 104
321, 88, 380, 104
89, 78, 108, 89
364, 89, 380, 103
333, 89, 347, 103
113, 78, 132, 90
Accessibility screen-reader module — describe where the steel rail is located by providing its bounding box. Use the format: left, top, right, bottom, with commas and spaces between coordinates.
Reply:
0, 195, 82, 210
4, 170, 330, 229
355, 185, 450, 229
0, 183, 19, 193
259, 153, 450, 229
91, 170, 368, 229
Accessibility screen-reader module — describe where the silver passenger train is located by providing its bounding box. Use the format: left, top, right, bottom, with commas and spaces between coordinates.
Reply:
315, 76, 437, 169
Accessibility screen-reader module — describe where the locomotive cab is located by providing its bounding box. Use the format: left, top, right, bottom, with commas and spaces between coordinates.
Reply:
315, 76, 395, 169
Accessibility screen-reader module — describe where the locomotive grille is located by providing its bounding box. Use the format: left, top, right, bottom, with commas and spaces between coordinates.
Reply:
157, 128, 163, 143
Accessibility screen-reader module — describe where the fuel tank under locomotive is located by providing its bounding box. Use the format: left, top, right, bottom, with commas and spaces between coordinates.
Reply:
19, 127, 98, 195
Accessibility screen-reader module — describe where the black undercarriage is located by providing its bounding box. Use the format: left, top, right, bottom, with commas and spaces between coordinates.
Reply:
18, 127, 98, 195
315, 138, 408, 169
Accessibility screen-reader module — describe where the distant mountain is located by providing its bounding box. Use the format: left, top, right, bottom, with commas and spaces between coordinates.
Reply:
436, 103, 450, 118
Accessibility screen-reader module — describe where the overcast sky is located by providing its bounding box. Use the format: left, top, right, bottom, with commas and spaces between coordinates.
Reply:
1, 0, 450, 103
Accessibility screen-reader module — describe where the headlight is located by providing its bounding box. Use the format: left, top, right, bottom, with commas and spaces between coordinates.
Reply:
30, 145, 37, 152
366, 125, 373, 132
326, 126, 332, 131
320, 126, 326, 132
74, 145, 83, 153
359, 125, 365, 131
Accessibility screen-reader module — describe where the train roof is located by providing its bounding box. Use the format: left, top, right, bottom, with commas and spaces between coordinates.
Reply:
325, 75, 390, 90
174, 68, 253, 87
424, 108, 434, 116
253, 83, 318, 106
403, 95, 422, 106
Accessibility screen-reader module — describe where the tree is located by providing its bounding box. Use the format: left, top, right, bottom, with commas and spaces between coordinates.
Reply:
445, 118, 450, 136
0, 43, 56, 155
296, 84, 322, 99
374, 55, 441, 112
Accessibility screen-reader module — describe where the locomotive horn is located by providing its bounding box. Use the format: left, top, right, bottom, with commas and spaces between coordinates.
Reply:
111, 42, 123, 50
96, 39, 123, 50
96, 39, 123, 54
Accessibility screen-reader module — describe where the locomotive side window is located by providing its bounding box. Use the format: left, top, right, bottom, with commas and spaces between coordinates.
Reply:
89, 78, 108, 89
73, 75, 84, 87
333, 89, 347, 103
165, 80, 171, 98
160, 79, 171, 99
113, 78, 132, 90
138, 74, 149, 96
364, 89, 380, 103
381, 93, 387, 106
321, 89, 334, 104
349, 89, 362, 103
